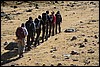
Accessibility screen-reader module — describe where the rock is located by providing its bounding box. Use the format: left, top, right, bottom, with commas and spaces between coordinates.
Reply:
80, 21, 83, 23
72, 59, 78, 61
87, 49, 94, 53
13, 6, 17, 9
57, 63, 62, 66
26, 9, 32, 12
29, 58, 31, 60
4, 41, 8, 46
55, 38, 58, 40
71, 4, 74, 7
35, 4, 39, 9
63, 54, 70, 59
42, 64, 45, 66
52, 55, 56, 58
70, 50, 79, 55
11, 64, 15, 66
54, 7, 56, 9
79, 43, 85, 48
70, 64, 77, 66
94, 35, 98, 39
50, 64, 54, 66
1, 12, 7, 17
64, 28, 76, 33
71, 36, 77, 41
84, 59, 90, 65
84, 38, 88, 42
90, 2, 96, 5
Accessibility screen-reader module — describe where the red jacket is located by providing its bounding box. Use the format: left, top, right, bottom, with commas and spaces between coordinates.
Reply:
52, 15, 56, 24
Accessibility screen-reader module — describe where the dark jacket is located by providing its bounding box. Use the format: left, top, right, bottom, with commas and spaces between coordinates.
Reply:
55, 13, 62, 24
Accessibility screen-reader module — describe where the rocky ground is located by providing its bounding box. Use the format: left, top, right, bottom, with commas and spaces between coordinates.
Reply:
1, 1, 99, 66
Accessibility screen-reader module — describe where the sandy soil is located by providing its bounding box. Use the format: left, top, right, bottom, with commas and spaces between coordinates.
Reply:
1, 1, 99, 66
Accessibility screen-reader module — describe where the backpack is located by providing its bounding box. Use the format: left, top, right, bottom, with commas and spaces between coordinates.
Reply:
34, 19, 41, 30
56, 14, 62, 23
42, 13, 48, 24
16, 27, 25, 39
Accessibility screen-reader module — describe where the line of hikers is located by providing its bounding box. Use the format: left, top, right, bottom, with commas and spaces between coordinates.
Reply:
15, 10, 62, 58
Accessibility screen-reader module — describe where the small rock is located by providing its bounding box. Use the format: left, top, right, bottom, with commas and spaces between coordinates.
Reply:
64, 28, 76, 33
71, 36, 77, 41
87, 49, 94, 53
50, 64, 54, 66
4, 41, 8, 46
80, 21, 83, 23
14, 6, 17, 9
94, 35, 98, 39
79, 43, 85, 48
54, 7, 56, 9
72, 59, 78, 61
50, 50, 53, 53
70, 64, 77, 66
11, 64, 15, 66
57, 63, 62, 66
70, 50, 79, 55
55, 38, 58, 40
52, 55, 56, 58
63, 54, 70, 59
26, 9, 32, 12
29, 58, 31, 60
84, 59, 90, 65
84, 38, 88, 42
42, 64, 45, 66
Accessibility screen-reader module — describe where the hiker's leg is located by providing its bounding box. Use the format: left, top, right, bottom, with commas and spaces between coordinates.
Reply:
18, 40, 22, 57
27, 35, 30, 47
59, 23, 61, 33
55, 23, 57, 34
42, 26, 45, 43
46, 23, 48, 41
52, 24, 54, 36
49, 23, 51, 37
34, 30, 38, 47
37, 30, 41, 45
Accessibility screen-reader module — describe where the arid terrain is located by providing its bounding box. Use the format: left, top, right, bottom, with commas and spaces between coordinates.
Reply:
1, 1, 99, 66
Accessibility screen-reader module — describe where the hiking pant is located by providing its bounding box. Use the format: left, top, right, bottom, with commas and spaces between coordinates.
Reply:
42, 26, 45, 43
34, 29, 41, 47
17, 38, 25, 57
55, 22, 61, 34
45, 23, 48, 41
52, 23, 56, 36
26, 33, 35, 48
48, 22, 52, 37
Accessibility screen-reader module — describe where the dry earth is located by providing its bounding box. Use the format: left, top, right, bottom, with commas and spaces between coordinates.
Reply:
1, 1, 99, 66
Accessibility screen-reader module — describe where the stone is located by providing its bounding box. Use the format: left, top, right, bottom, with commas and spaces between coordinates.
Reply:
71, 36, 77, 41
57, 63, 62, 66
4, 41, 8, 46
84, 59, 90, 65
94, 35, 98, 39
72, 59, 78, 61
70, 50, 79, 55
26, 9, 32, 12
63, 54, 70, 59
79, 43, 85, 48
1, 12, 7, 17
13, 6, 17, 9
64, 28, 76, 33
80, 21, 83, 23
87, 49, 94, 53
55, 38, 58, 40
84, 38, 88, 42
52, 55, 56, 58
70, 64, 77, 66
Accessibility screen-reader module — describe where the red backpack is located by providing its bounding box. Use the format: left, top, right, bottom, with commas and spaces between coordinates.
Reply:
16, 27, 25, 39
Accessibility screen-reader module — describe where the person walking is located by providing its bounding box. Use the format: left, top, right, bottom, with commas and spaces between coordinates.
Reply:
25, 17, 35, 50
15, 23, 28, 58
55, 11, 62, 34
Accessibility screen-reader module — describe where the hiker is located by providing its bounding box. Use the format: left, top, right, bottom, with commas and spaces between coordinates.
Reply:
34, 17, 41, 47
42, 11, 49, 41
15, 23, 28, 58
25, 17, 35, 50
55, 11, 62, 34
51, 11, 56, 36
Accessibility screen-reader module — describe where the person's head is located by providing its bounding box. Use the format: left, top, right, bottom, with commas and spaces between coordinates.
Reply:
29, 17, 33, 21
34, 18, 39, 23
46, 10, 49, 14
57, 11, 60, 14
38, 15, 41, 19
51, 11, 54, 15
21, 23, 25, 27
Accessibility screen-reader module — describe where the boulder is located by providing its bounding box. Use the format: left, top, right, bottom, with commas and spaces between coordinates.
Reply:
87, 49, 94, 53
26, 9, 32, 12
64, 28, 76, 33
71, 36, 77, 41
70, 50, 79, 55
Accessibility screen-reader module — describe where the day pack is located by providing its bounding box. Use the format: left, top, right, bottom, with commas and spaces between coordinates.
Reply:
16, 27, 25, 39
42, 13, 48, 24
